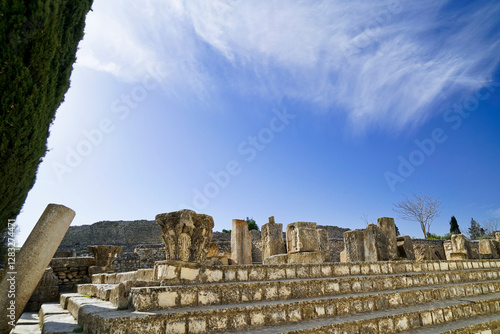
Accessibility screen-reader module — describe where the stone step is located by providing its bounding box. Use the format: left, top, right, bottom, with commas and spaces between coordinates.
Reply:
401, 312, 500, 333
62, 279, 500, 333
10, 312, 41, 334
91, 260, 500, 285
38, 303, 80, 334
219, 292, 500, 334
128, 267, 500, 311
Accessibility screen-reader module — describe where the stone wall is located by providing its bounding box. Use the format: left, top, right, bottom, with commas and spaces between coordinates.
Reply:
112, 244, 166, 273
57, 220, 162, 255
49, 257, 94, 292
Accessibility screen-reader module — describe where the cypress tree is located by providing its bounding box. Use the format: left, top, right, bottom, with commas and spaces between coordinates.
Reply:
449, 216, 461, 235
0, 0, 93, 262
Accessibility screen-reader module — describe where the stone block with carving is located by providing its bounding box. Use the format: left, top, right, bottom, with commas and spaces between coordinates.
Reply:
261, 217, 286, 260
286, 222, 319, 253
363, 224, 389, 262
451, 234, 472, 259
396, 236, 415, 260
88, 245, 122, 274
155, 209, 214, 263
413, 244, 440, 261
231, 219, 253, 265
377, 217, 398, 260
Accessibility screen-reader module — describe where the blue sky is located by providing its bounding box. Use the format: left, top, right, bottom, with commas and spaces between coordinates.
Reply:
15, 0, 500, 244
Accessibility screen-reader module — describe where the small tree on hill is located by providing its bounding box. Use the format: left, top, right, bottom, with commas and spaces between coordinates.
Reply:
393, 193, 442, 238
246, 217, 259, 231
468, 218, 485, 240
449, 216, 461, 235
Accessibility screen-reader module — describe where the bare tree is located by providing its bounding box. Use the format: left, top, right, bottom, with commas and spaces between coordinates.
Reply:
483, 217, 500, 236
393, 193, 442, 238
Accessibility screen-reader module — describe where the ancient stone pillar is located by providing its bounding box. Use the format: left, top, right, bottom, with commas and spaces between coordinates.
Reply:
261, 217, 285, 260
286, 222, 319, 253
443, 240, 453, 260
231, 219, 253, 264
496, 232, 500, 243
363, 224, 389, 262
396, 236, 415, 260
0, 204, 75, 332
155, 209, 214, 263
343, 229, 365, 262
377, 217, 398, 259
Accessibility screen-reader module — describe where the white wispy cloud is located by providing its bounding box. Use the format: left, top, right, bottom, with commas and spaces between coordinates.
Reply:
77, 0, 500, 131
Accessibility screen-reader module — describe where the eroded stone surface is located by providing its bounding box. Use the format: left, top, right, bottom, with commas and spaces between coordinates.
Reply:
155, 209, 214, 263
396, 236, 415, 260
231, 219, 253, 265
286, 222, 319, 253
451, 234, 472, 259
261, 217, 286, 261
377, 217, 397, 260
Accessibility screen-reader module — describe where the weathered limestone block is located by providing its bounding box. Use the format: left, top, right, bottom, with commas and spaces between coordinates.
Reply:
261, 217, 285, 260
343, 229, 365, 262
207, 243, 218, 257
377, 217, 398, 260
286, 222, 319, 253
88, 245, 122, 268
396, 236, 415, 260
363, 224, 389, 262
340, 249, 347, 262
317, 229, 330, 252
155, 209, 214, 263
479, 239, 499, 259
0, 204, 75, 333
443, 240, 453, 260
231, 219, 253, 265
451, 234, 472, 259
496, 232, 500, 243
263, 251, 328, 265
413, 245, 440, 261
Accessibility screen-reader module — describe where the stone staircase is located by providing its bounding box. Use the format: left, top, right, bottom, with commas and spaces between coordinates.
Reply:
23, 260, 500, 333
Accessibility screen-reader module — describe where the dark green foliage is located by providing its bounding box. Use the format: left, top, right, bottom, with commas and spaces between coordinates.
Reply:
468, 218, 485, 240
245, 217, 259, 231
395, 224, 400, 237
449, 216, 461, 235
0, 0, 93, 256
222, 229, 231, 234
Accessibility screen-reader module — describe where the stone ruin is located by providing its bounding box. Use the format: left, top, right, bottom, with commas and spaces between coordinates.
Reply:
262, 219, 330, 265
155, 209, 214, 264
88, 245, 122, 275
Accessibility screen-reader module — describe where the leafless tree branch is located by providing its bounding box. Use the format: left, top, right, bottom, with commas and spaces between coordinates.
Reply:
393, 193, 442, 238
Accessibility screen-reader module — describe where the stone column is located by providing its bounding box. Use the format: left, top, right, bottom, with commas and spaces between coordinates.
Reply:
0, 204, 75, 332
261, 217, 285, 260
377, 217, 398, 260
231, 219, 252, 265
